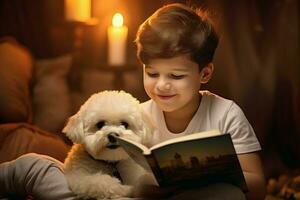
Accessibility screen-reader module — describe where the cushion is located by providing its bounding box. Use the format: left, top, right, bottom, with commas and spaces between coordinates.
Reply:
32, 55, 72, 133
0, 123, 70, 163
0, 39, 33, 123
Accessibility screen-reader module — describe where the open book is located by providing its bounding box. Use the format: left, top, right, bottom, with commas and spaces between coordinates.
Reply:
115, 130, 248, 192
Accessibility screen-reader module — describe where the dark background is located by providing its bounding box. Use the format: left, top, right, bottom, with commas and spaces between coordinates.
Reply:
0, 0, 299, 178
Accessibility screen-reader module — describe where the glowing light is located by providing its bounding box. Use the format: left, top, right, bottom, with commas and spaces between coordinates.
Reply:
112, 13, 124, 27
107, 13, 128, 66
65, 0, 91, 22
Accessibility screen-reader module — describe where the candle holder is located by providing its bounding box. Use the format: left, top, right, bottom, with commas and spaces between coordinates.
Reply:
97, 64, 139, 89
64, 0, 98, 91
64, 19, 98, 92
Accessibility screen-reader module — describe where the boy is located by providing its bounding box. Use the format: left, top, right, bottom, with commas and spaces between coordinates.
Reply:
0, 3, 265, 200
136, 3, 266, 200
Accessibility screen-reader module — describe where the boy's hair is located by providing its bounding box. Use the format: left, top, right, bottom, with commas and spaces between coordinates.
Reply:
135, 3, 219, 69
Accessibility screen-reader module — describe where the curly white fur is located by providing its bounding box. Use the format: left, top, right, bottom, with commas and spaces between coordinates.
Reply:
63, 90, 154, 199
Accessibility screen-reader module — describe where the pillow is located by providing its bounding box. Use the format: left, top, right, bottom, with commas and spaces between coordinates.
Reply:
0, 39, 33, 123
32, 55, 72, 133
0, 123, 70, 163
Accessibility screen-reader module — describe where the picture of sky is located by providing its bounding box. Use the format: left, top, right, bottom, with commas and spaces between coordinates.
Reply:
153, 135, 235, 168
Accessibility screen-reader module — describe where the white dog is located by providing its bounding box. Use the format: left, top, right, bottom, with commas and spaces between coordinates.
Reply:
63, 90, 154, 199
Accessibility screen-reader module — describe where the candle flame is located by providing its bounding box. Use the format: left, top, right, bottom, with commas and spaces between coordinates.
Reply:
112, 13, 124, 27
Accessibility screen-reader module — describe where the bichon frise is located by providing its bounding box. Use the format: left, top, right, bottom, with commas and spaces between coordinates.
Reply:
63, 90, 154, 199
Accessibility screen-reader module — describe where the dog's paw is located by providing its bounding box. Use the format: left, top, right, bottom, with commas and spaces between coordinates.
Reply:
105, 184, 133, 199
70, 174, 133, 199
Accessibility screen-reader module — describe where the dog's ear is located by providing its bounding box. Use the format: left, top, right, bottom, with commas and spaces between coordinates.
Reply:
62, 113, 84, 143
139, 110, 155, 147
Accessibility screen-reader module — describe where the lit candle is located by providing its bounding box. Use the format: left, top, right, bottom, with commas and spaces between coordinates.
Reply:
108, 13, 128, 66
65, 0, 91, 22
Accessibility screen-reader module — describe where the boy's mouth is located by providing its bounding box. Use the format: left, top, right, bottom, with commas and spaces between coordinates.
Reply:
157, 94, 176, 100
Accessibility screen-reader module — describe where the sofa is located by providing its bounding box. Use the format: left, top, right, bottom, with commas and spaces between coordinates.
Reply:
0, 35, 144, 163
0, 37, 71, 163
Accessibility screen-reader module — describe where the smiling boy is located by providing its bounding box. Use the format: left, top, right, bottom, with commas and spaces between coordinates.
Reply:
137, 3, 266, 199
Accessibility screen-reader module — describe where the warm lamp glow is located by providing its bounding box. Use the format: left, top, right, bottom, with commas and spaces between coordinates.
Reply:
65, 0, 91, 22
112, 13, 124, 27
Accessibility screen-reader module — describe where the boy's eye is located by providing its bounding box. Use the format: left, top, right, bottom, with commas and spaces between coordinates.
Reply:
170, 74, 185, 79
146, 72, 159, 78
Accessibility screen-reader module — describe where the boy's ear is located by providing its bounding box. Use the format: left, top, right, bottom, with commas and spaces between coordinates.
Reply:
200, 63, 214, 84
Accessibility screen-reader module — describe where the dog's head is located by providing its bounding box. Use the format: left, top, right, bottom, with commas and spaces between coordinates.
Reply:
63, 90, 154, 161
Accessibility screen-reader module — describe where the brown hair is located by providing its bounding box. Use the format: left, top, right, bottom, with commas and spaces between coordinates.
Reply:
135, 3, 219, 69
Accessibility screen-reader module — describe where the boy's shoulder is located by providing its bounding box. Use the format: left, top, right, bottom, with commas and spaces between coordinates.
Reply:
200, 90, 246, 119
200, 90, 234, 108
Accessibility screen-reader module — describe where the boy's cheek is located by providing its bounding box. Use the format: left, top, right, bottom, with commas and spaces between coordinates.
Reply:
143, 79, 154, 90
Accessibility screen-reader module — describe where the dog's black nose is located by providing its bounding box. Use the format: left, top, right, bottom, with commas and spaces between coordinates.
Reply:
107, 132, 120, 149
107, 132, 119, 143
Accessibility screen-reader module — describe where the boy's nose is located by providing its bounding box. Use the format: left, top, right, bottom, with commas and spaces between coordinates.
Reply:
156, 78, 171, 90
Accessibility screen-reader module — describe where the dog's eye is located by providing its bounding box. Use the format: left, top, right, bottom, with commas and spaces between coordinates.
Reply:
96, 121, 105, 129
120, 121, 129, 129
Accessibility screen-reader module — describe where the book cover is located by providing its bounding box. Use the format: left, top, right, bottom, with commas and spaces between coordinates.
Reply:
115, 131, 248, 192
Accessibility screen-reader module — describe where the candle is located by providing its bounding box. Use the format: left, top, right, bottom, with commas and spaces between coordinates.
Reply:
65, 0, 91, 22
108, 13, 128, 66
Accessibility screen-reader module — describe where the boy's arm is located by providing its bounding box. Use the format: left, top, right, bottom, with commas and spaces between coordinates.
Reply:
238, 152, 266, 200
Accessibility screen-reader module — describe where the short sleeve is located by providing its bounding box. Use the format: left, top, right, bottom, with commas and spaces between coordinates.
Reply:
222, 102, 261, 154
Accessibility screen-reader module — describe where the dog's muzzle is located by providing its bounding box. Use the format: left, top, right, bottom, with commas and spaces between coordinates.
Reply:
106, 132, 120, 149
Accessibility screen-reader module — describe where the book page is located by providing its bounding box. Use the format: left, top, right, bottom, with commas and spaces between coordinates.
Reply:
116, 136, 151, 155
150, 129, 220, 151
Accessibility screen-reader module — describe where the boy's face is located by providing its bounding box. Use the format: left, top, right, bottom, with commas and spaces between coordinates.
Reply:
143, 55, 205, 114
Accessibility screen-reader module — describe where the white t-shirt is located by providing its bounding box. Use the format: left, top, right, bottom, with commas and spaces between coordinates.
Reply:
141, 90, 261, 154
